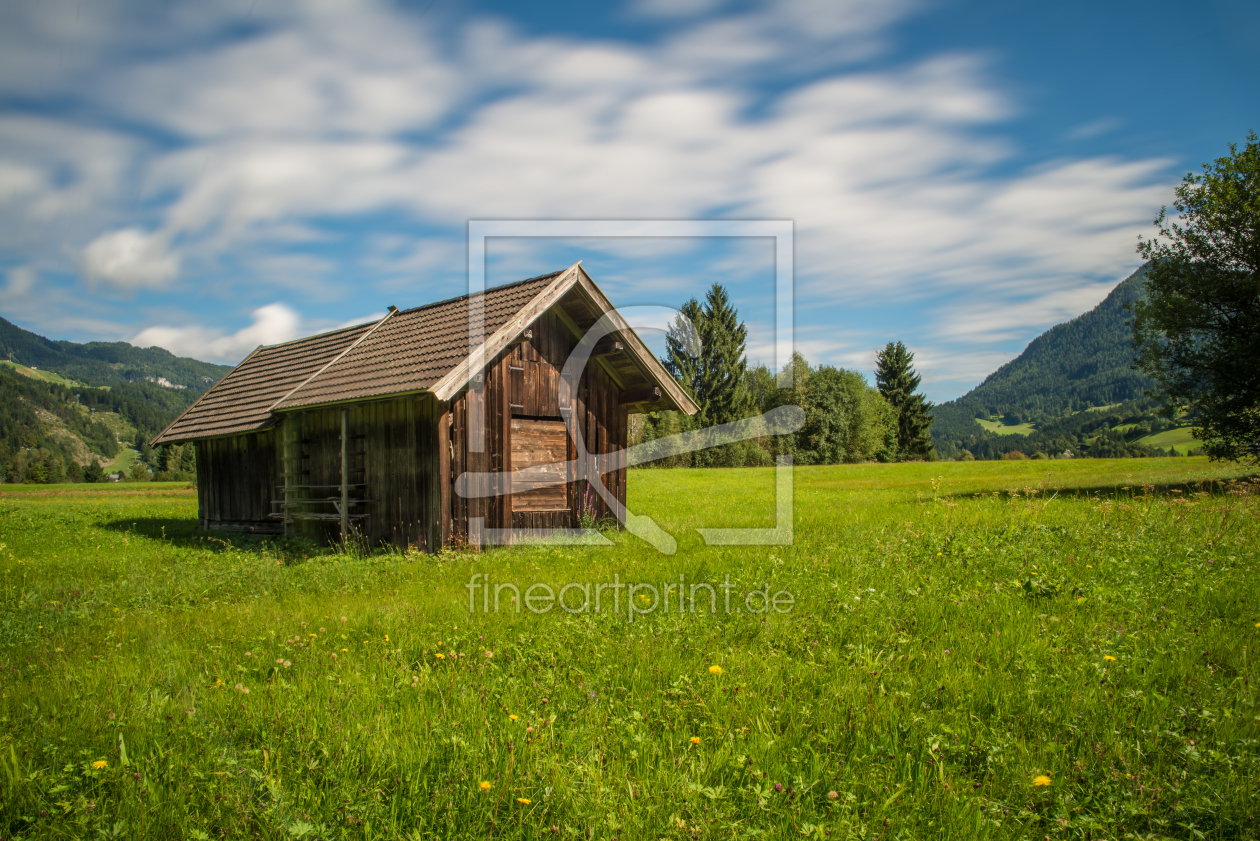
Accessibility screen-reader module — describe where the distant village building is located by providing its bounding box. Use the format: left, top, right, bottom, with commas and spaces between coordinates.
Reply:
152, 265, 696, 550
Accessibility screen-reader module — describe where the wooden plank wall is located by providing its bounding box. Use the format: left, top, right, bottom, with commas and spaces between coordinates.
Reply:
445, 354, 512, 544
571, 362, 628, 523
194, 430, 282, 533
282, 394, 442, 551
443, 307, 629, 544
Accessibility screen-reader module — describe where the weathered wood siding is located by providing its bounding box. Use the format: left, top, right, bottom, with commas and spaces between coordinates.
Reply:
194, 431, 282, 533
443, 306, 629, 542
193, 305, 631, 549
278, 394, 442, 551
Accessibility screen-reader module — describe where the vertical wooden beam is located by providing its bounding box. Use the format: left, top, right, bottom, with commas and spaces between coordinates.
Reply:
340, 407, 349, 545
500, 354, 513, 538
438, 402, 451, 549
282, 416, 295, 536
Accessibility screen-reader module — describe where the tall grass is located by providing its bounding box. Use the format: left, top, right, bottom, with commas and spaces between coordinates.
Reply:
1, 458, 1257, 839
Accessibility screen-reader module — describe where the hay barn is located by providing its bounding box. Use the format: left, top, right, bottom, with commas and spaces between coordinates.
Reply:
151, 264, 697, 549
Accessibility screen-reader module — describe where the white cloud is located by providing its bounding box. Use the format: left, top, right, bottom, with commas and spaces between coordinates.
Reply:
5, 265, 37, 298
0, 0, 1181, 396
82, 228, 181, 290
131, 302, 300, 363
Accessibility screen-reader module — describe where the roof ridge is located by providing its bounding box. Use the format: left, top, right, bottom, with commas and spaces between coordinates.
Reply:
250, 271, 566, 353
391, 270, 565, 317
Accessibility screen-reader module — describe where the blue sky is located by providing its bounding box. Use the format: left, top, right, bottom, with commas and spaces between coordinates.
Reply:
0, 0, 1256, 401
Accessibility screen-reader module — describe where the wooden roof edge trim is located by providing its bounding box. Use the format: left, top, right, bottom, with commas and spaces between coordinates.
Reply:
149, 344, 266, 447
571, 267, 700, 416
430, 263, 585, 402
149, 417, 280, 447
268, 308, 399, 413
271, 388, 435, 414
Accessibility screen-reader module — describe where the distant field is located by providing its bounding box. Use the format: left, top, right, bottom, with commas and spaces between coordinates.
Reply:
1, 459, 1257, 839
1136, 426, 1200, 454
975, 417, 1036, 436
0, 360, 85, 387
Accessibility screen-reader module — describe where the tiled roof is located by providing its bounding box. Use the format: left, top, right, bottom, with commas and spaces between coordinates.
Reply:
152, 272, 561, 444
276, 272, 558, 410
151, 323, 372, 444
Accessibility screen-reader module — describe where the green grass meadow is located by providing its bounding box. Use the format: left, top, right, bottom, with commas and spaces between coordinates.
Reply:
1, 459, 1258, 840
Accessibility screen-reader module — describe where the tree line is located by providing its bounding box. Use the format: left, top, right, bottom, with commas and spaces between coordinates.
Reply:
634, 284, 935, 467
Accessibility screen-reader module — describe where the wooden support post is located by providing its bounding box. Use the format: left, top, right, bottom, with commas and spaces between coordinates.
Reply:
340, 407, 349, 545
282, 417, 296, 536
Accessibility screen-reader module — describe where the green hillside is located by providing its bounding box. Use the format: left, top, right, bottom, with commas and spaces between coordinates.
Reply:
0, 319, 232, 484
930, 265, 1200, 460
0, 316, 232, 393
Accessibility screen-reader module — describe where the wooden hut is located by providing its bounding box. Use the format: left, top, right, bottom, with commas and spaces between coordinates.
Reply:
151, 264, 697, 549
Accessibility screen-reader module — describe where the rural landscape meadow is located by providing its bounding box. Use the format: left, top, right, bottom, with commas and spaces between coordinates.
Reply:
2, 2, 1258, 839
2, 459, 1258, 839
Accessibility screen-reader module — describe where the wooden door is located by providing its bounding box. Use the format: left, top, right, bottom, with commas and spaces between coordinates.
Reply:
510, 418, 569, 512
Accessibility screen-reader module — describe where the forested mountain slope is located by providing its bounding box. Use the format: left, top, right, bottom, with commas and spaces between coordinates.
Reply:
0, 317, 232, 392
0, 318, 233, 482
931, 265, 1174, 459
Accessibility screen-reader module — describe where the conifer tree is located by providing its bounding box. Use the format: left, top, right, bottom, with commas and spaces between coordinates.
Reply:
694, 284, 751, 428
663, 297, 703, 399
662, 284, 751, 428
875, 341, 935, 460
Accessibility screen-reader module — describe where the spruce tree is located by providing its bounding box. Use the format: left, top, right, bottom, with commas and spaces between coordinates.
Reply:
875, 341, 935, 460
694, 284, 751, 428
663, 297, 703, 399
662, 284, 751, 428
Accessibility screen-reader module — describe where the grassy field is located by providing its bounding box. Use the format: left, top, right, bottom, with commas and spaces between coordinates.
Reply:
1135, 428, 1200, 455
1, 459, 1258, 840
974, 418, 1037, 437
0, 362, 86, 389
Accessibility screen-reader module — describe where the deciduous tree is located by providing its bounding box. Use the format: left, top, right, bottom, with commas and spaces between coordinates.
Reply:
1131, 132, 1260, 462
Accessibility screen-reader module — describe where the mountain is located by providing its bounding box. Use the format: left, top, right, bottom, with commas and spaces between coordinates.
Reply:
0, 318, 233, 483
930, 264, 1190, 459
0, 316, 233, 393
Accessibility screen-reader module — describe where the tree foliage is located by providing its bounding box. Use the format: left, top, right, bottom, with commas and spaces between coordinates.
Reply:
1131, 132, 1260, 463
875, 341, 934, 460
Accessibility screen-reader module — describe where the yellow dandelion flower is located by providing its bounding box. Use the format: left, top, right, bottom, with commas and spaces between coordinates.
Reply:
479, 781, 491, 791
309, 633, 316, 638
435, 653, 445, 659
1104, 655, 1117, 662
1086, 565, 1093, 568
516, 797, 531, 805
341, 648, 348, 652
689, 736, 701, 745
708, 665, 723, 675
92, 760, 108, 770
509, 714, 519, 721
1033, 775, 1051, 786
